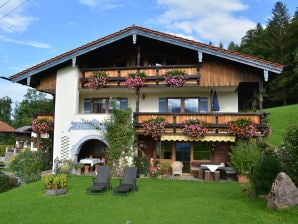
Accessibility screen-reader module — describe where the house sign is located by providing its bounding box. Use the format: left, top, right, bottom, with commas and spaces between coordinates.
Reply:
68, 119, 105, 131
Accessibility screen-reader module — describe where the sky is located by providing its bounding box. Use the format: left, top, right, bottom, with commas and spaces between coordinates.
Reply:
0, 0, 297, 106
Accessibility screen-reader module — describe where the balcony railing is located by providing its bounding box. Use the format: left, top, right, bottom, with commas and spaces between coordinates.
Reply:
79, 64, 200, 88
134, 112, 269, 136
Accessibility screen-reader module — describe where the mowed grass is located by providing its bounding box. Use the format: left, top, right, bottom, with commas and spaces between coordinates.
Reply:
0, 175, 297, 224
265, 104, 298, 146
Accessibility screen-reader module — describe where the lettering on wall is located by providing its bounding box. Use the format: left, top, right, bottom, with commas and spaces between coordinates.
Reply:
68, 119, 105, 131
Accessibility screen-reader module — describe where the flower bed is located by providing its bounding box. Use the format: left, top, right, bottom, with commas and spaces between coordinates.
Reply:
142, 117, 168, 141
183, 119, 208, 138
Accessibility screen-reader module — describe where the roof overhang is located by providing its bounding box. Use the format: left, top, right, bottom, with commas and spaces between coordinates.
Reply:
8, 25, 284, 84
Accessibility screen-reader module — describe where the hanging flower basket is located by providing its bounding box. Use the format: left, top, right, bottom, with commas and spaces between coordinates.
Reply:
183, 119, 208, 138
87, 71, 108, 89
142, 117, 168, 141
164, 70, 186, 88
227, 118, 256, 139
125, 72, 146, 88
32, 118, 54, 134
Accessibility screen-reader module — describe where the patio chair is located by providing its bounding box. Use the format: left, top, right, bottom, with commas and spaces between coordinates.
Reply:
86, 166, 111, 195
113, 167, 138, 196
171, 161, 183, 177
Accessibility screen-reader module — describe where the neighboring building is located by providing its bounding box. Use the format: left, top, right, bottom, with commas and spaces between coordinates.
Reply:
5, 25, 283, 173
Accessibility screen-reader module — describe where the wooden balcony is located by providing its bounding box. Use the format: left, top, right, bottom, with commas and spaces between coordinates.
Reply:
79, 64, 200, 88
134, 112, 269, 136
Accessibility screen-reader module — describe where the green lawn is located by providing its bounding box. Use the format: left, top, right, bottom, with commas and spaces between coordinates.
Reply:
265, 104, 298, 146
0, 176, 297, 224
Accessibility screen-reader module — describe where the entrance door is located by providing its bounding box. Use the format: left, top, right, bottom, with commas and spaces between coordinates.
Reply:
176, 143, 190, 173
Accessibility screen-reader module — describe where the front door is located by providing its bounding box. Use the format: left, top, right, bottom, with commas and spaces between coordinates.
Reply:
176, 142, 190, 173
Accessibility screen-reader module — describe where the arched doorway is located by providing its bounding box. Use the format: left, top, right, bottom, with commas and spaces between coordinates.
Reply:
77, 139, 107, 161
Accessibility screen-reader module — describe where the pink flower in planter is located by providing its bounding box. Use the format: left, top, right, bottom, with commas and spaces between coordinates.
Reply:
125, 72, 146, 88
32, 118, 54, 134
227, 118, 257, 139
164, 70, 186, 88
143, 117, 168, 141
87, 71, 108, 89
183, 119, 208, 138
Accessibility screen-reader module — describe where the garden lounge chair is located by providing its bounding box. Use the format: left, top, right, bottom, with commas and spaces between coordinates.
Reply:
86, 166, 111, 195
113, 167, 138, 196
171, 161, 183, 177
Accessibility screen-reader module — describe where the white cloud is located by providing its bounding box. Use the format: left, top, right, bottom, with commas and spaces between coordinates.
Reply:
152, 0, 256, 46
0, 35, 51, 48
0, 0, 36, 33
79, 0, 124, 10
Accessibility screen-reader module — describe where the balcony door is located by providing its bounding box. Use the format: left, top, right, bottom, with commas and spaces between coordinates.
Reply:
176, 142, 190, 173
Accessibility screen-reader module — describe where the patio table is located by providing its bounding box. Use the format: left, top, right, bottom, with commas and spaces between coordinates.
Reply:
201, 164, 225, 180
201, 164, 225, 172
80, 158, 101, 166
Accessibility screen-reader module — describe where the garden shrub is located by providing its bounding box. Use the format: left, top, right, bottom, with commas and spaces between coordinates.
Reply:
9, 150, 52, 183
249, 151, 281, 196
0, 173, 12, 193
134, 157, 150, 176
278, 124, 298, 186
0, 145, 13, 157
228, 140, 262, 176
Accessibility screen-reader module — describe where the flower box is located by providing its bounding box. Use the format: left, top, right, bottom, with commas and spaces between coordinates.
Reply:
164, 70, 186, 88
125, 72, 146, 88
183, 119, 208, 138
87, 71, 108, 89
142, 117, 167, 141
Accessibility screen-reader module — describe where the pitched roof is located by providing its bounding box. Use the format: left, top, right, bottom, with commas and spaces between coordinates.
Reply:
8, 25, 284, 82
0, 121, 18, 133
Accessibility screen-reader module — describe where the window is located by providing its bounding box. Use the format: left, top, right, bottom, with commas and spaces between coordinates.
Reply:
199, 97, 208, 112
185, 98, 198, 113
159, 97, 208, 113
193, 142, 211, 160
109, 98, 128, 113
168, 99, 181, 112
84, 98, 128, 114
156, 141, 172, 159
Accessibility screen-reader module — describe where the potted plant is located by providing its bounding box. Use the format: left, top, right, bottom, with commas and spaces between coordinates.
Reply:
183, 119, 208, 138
87, 71, 108, 89
42, 173, 68, 196
164, 70, 186, 88
74, 163, 84, 175
227, 118, 256, 139
142, 117, 168, 141
125, 72, 146, 88
228, 140, 262, 183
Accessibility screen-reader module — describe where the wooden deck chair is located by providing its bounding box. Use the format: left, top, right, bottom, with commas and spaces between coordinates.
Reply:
113, 167, 138, 196
86, 166, 111, 195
